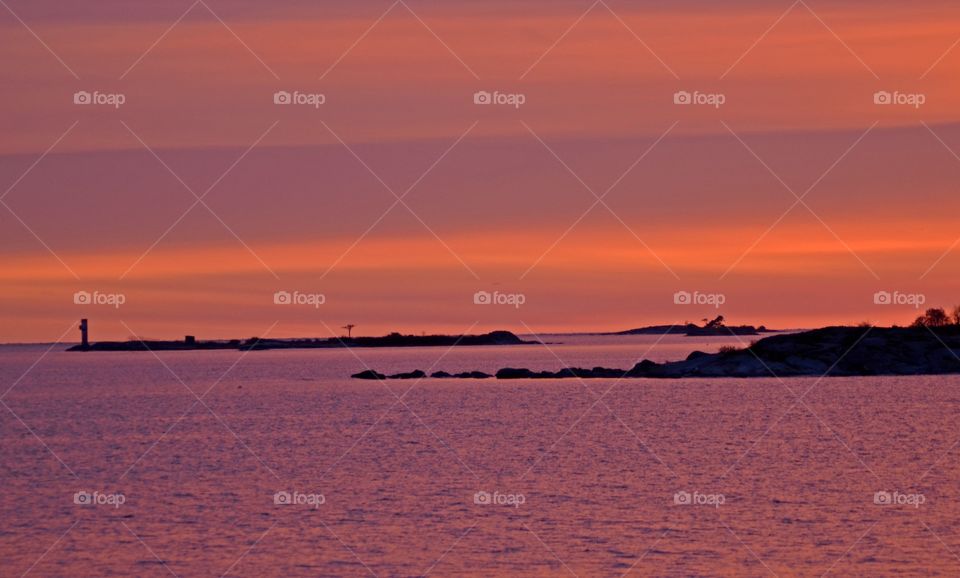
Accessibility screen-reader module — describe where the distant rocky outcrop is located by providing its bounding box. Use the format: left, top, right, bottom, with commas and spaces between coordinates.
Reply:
608, 316, 767, 337
351, 326, 960, 380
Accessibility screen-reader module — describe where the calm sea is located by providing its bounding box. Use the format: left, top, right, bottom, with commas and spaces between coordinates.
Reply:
1, 334, 958, 577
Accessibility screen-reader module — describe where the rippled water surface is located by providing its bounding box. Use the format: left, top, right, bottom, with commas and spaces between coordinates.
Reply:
2, 334, 960, 577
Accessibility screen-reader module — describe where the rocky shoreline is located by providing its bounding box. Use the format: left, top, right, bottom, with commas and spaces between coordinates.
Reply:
352, 326, 960, 380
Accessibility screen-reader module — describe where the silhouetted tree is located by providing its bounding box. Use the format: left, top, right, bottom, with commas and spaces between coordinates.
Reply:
913, 308, 949, 327
704, 315, 725, 329
952, 305, 960, 325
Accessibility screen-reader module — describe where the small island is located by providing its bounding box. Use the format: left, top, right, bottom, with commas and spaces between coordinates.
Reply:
606, 315, 767, 337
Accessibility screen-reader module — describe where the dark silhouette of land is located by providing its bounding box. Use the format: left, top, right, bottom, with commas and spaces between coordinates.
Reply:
353, 324, 960, 380
605, 315, 768, 336
68, 328, 531, 352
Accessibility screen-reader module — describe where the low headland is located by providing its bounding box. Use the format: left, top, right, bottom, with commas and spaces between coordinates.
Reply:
67, 330, 532, 352
353, 307, 960, 380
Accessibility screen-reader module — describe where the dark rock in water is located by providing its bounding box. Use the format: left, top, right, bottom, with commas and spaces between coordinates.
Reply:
431, 371, 453, 378
388, 370, 426, 379
455, 371, 492, 379
352, 370, 386, 380
686, 350, 709, 361
589, 366, 627, 378
626, 359, 659, 377
496, 367, 537, 379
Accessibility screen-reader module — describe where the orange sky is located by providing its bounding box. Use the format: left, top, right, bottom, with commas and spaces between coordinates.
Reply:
3, 1, 960, 341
